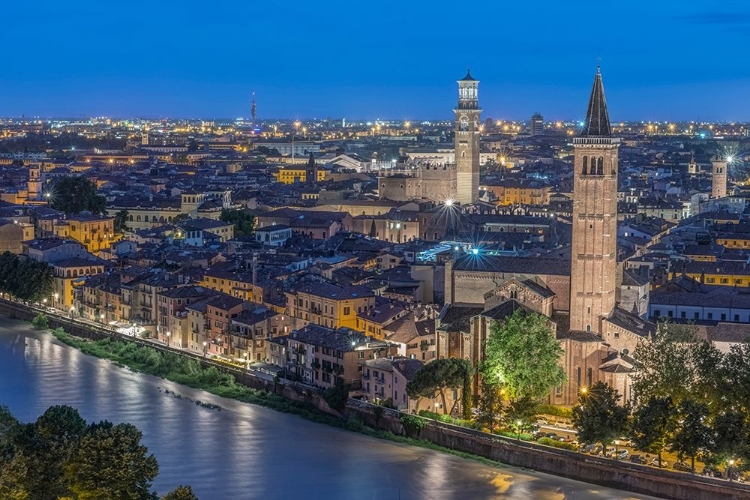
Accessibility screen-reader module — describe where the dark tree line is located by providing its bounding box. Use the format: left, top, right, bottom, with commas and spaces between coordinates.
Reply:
49, 177, 106, 215
219, 209, 256, 238
0, 405, 197, 500
573, 322, 750, 472
0, 252, 53, 303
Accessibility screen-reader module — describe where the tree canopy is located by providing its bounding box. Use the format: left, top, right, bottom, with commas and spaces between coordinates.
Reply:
671, 399, 711, 471
220, 209, 256, 238
0, 404, 191, 500
49, 176, 106, 215
406, 358, 473, 418
163, 485, 199, 500
572, 381, 629, 449
114, 209, 130, 233
631, 396, 676, 467
0, 251, 53, 302
480, 309, 565, 401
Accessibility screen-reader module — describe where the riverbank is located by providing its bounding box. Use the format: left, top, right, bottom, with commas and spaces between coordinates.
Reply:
29, 315, 749, 500
2, 318, 660, 499
48, 327, 505, 469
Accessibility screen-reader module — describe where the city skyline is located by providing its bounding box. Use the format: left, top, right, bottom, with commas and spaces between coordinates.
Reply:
3, 1, 750, 120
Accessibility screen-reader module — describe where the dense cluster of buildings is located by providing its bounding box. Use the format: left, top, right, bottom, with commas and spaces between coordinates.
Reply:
1, 68, 750, 412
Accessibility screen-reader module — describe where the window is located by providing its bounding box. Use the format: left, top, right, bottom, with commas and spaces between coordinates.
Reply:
721, 313, 727, 321
614, 332, 620, 339
694, 312, 700, 320
707, 313, 713, 320
735, 315, 740, 322
680, 311, 686, 319
576, 367, 582, 387
343, 306, 351, 315
582, 156, 588, 174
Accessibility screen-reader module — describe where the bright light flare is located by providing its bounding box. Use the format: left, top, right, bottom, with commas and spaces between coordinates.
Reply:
445, 198, 454, 207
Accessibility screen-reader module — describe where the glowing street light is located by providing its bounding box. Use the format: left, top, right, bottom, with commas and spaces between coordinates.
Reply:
166, 331, 171, 347
203, 341, 207, 357
445, 198, 454, 207
516, 419, 523, 440
580, 386, 588, 396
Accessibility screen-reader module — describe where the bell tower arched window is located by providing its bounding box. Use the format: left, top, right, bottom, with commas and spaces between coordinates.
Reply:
582, 156, 588, 174
597, 157, 604, 175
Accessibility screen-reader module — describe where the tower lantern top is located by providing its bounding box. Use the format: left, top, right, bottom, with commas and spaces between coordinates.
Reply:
459, 69, 478, 82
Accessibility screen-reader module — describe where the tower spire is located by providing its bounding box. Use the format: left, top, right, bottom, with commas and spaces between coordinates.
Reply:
581, 67, 611, 137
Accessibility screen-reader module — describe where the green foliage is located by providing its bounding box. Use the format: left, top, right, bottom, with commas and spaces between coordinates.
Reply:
711, 410, 746, 462
572, 381, 629, 449
373, 405, 385, 425
630, 321, 701, 408
671, 399, 711, 471
0, 252, 53, 302
31, 313, 48, 330
0, 405, 161, 500
481, 309, 565, 401
219, 209, 256, 238
505, 396, 539, 431
323, 382, 349, 410
49, 176, 106, 215
406, 358, 473, 417
400, 414, 426, 438
631, 396, 676, 466
417, 410, 475, 429
114, 209, 130, 233
344, 415, 365, 432
536, 404, 573, 419
66, 421, 159, 499
476, 381, 503, 432
538, 437, 578, 451
162, 485, 199, 500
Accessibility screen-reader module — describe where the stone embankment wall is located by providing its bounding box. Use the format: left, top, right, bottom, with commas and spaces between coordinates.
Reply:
4, 299, 749, 500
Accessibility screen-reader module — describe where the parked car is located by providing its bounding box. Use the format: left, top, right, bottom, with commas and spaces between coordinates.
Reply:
605, 447, 617, 458
651, 458, 669, 468
630, 455, 646, 464
536, 418, 549, 426
673, 461, 693, 472
702, 466, 722, 478
582, 443, 596, 454
590, 445, 603, 456
617, 450, 629, 460
616, 437, 632, 447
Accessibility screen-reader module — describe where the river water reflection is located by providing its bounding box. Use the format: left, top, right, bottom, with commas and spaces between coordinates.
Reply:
0, 319, 658, 499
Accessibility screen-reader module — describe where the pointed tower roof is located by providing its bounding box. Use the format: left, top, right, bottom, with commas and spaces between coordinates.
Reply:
581, 67, 611, 137
307, 152, 315, 169
460, 69, 477, 82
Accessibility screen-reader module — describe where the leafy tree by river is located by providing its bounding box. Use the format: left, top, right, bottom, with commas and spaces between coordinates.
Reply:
0, 251, 53, 303
0, 404, 194, 499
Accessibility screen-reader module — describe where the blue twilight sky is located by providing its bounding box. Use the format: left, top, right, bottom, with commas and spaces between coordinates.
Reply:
3, 0, 750, 121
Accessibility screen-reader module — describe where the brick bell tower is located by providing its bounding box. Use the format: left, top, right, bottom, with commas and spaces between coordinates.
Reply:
454, 69, 481, 204
569, 67, 619, 334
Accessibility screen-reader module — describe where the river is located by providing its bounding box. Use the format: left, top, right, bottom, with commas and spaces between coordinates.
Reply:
0, 318, 658, 499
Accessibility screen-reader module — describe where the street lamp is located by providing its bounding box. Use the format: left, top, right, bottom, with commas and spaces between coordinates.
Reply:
580, 386, 588, 396
69, 306, 75, 319
99, 313, 105, 324
53, 293, 59, 309
729, 459, 735, 482
516, 420, 523, 441
614, 439, 620, 457
202, 341, 207, 357
166, 331, 171, 347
